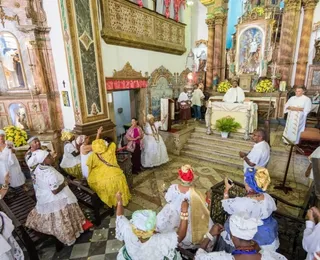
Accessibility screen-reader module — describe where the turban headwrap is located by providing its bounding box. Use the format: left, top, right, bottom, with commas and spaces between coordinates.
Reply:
130, 210, 156, 239
92, 139, 107, 154
27, 150, 49, 168
229, 212, 263, 241
178, 164, 194, 184
244, 167, 271, 193
0, 129, 5, 136
61, 129, 74, 142
76, 135, 86, 145
146, 114, 154, 122
27, 136, 39, 145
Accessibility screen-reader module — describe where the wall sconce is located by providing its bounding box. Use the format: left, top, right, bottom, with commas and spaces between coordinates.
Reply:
107, 93, 113, 103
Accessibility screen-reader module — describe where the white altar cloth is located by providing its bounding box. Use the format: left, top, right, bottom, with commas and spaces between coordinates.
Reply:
211, 102, 258, 133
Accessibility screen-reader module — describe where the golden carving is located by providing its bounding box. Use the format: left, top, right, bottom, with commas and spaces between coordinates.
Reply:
206, 18, 215, 28
26, 0, 47, 25
302, 0, 319, 10
0, 6, 20, 27
200, 0, 215, 7
195, 39, 208, 47
79, 31, 93, 51
148, 66, 174, 87
109, 62, 148, 80
100, 0, 186, 55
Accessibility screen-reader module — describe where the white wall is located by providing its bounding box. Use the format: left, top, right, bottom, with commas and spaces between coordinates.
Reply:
43, 0, 75, 129
191, 0, 208, 44
101, 6, 193, 76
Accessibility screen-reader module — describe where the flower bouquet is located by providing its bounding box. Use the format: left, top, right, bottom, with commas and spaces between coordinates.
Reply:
255, 79, 274, 93
217, 80, 232, 93
3, 125, 28, 147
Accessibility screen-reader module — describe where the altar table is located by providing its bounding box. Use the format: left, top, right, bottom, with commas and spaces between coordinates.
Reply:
211, 102, 258, 136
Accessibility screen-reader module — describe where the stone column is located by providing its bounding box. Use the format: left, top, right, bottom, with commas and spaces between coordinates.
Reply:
277, 0, 301, 84
294, 0, 319, 86
213, 14, 227, 81
205, 18, 215, 90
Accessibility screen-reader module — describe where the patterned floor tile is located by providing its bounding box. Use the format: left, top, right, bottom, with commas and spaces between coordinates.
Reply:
89, 241, 108, 256
69, 243, 91, 259
91, 229, 109, 242
105, 239, 123, 254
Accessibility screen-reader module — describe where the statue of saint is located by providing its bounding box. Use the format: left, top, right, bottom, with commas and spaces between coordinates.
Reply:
185, 49, 195, 71
197, 50, 207, 72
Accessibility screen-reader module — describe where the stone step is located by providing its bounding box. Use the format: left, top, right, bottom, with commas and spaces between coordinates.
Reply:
190, 132, 254, 148
187, 138, 252, 152
181, 149, 243, 169
184, 143, 241, 158
194, 126, 247, 139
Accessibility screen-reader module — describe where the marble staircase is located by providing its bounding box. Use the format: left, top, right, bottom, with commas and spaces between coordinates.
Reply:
181, 127, 253, 171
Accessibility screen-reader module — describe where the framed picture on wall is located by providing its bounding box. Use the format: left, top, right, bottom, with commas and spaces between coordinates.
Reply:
61, 91, 70, 107
307, 65, 320, 92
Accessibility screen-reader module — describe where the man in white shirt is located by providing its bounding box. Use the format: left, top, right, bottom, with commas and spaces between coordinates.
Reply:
191, 83, 205, 121
239, 129, 270, 173
303, 207, 320, 260
178, 87, 192, 125
283, 86, 312, 144
223, 77, 245, 103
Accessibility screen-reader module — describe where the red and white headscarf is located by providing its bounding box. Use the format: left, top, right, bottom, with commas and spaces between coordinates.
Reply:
178, 164, 194, 185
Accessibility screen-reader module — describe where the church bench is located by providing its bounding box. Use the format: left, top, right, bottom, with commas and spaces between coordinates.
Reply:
209, 180, 315, 260
0, 187, 64, 260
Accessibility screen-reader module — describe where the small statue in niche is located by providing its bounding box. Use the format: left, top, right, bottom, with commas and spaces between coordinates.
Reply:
16, 110, 29, 130
227, 48, 236, 78
197, 50, 207, 72
91, 103, 99, 115
212, 73, 219, 89
185, 49, 195, 71
13, 51, 25, 87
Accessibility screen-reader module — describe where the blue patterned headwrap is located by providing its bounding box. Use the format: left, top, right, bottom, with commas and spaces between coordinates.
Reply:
244, 168, 264, 193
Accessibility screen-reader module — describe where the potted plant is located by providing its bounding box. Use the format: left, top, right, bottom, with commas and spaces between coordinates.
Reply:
215, 116, 241, 138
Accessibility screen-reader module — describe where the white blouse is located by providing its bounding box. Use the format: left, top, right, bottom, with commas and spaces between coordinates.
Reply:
116, 215, 181, 260
195, 248, 287, 260
60, 141, 81, 169
33, 165, 77, 214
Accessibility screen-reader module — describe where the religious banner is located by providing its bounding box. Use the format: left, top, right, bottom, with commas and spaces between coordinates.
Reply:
106, 79, 148, 91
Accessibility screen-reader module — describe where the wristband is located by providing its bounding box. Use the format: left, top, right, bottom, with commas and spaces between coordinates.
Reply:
204, 232, 214, 241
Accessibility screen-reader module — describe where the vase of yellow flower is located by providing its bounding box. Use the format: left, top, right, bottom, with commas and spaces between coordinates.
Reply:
3, 125, 28, 147
217, 80, 232, 93
255, 79, 274, 93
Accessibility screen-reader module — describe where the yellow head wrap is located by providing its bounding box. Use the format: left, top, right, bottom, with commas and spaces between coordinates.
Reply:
254, 167, 271, 191
92, 139, 107, 154
146, 114, 154, 122
61, 129, 74, 142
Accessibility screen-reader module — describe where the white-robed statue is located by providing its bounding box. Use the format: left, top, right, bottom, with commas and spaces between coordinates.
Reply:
283, 86, 312, 144
223, 77, 245, 103
141, 114, 169, 168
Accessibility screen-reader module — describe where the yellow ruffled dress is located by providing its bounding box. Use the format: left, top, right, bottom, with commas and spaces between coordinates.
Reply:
87, 140, 131, 207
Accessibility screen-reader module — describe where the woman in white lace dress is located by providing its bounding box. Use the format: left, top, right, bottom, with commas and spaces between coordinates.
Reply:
195, 212, 287, 260
156, 165, 213, 249
115, 192, 189, 260
0, 174, 24, 260
220, 168, 279, 252
26, 150, 92, 245
0, 130, 25, 188
141, 114, 169, 168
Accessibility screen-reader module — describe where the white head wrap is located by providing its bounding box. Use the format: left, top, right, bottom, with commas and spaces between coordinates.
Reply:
76, 135, 86, 145
0, 129, 5, 136
27, 149, 49, 168
130, 210, 156, 232
229, 212, 263, 241
27, 136, 39, 145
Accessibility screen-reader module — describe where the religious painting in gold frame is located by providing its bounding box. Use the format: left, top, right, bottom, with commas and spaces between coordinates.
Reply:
307, 65, 320, 92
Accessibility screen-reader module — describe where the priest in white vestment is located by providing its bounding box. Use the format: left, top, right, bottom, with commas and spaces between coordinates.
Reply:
283, 86, 312, 144
223, 77, 245, 103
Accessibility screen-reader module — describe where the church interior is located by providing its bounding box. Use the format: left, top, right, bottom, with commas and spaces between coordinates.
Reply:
0, 0, 320, 259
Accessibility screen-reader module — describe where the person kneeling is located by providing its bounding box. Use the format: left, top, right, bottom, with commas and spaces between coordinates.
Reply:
26, 150, 92, 246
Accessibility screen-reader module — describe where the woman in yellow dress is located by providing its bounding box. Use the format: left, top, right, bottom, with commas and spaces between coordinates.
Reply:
87, 139, 131, 207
